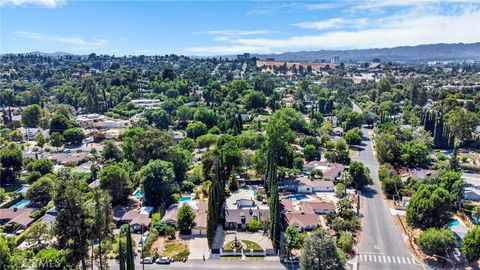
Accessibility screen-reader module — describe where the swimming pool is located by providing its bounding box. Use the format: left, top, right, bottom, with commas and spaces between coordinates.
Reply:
180, 196, 192, 203
10, 199, 31, 209
287, 195, 308, 201
133, 190, 144, 199
449, 219, 460, 227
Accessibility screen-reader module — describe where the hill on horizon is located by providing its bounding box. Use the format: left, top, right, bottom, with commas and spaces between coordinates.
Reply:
247, 42, 480, 63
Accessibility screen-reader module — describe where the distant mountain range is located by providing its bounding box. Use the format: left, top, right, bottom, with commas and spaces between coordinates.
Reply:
249, 42, 480, 63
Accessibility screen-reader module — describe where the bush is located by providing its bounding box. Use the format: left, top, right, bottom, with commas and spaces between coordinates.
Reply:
165, 226, 176, 240
246, 219, 262, 232
337, 231, 354, 253
417, 228, 456, 256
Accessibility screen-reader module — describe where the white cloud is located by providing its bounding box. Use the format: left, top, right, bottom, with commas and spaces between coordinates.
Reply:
186, 8, 480, 55
304, 3, 339, 10
292, 18, 369, 30
15, 31, 109, 49
197, 30, 277, 36
0, 0, 65, 8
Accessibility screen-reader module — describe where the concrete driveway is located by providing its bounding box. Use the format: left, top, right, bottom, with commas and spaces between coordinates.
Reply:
183, 235, 210, 260
223, 231, 274, 250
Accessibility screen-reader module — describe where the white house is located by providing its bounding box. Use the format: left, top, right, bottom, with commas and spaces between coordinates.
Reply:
295, 177, 335, 194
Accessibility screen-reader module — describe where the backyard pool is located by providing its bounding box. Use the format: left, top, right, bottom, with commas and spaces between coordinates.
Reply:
449, 219, 460, 227
180, 196, 192, 203
10, 199, 31, 209
287, 195, 308, 201
133, 190, 144, 199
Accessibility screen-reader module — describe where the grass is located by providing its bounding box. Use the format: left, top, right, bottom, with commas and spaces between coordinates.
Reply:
241, 240, 262, 251
223, 241, 237, 251
161, 242, 190, 261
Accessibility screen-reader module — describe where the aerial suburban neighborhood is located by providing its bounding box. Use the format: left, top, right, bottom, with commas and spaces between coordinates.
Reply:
1, 1, 480, 270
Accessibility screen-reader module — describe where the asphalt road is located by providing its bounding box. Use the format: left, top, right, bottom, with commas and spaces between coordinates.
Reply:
107, 259, 286, 270
353, 128, 424, 270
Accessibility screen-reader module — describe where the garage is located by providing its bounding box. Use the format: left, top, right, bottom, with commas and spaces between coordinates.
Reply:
192, 227, 206, 236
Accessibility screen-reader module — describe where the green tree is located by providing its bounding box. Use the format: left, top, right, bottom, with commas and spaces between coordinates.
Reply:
53, 172, 93, 268
285, 226, 304, 251
83, 76, 99, 113
304, 144, 320, 161
63, 128, 85, 144
348, 161, 370, 191
228, 171, 239, 192
0, 143, 23, 183
462, 226, 480, 262
21, 104, 43, 128
375, 134, 400, 166
102, 140, 123, 162
100, 164, 131, 205
50, 132, 64, 150
93, 189, 113, 269
34, 249, 68, 270
344, 127, 362, 145
446, 108, 479, 145
243, 90, 266, 111
342, 112, 363, 131
136, 160, 177, 207
300, 229, 344, 270
177, 203, 196, 231
406, 185, 452, 229
27, 175, 54, 206
49, 114, 70, 134
30, 158, 54, 175
186, 121, 208, 139
400, 140, 430, 168
417, 228, 456, 257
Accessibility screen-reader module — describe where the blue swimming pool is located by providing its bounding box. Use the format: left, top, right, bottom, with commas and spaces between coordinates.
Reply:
10, 199, 31, 209
180, 196, 192, 203
133, 190, 144, 199
287, 195, 308, 201
449, 219, 460, 227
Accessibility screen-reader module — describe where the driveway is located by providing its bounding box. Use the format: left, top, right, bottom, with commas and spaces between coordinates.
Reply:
183, 235, 210, 260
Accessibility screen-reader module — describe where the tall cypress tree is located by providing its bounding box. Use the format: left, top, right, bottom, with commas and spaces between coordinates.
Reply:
119, 238, 126, 270
207, 157, 225, 248
268, 162, 280, 249
125, 227, 134, 270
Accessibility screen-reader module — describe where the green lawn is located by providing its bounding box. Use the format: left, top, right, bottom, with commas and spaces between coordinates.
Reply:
241, 240, 262, 251
161, 242, 190, 261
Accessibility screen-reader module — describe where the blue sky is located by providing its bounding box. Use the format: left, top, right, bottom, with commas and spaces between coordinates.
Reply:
1, 0, 479, 56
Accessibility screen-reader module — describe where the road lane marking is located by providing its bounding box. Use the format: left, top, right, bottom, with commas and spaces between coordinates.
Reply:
373, 256, 376, 262
369, 255, 372, 262
383, 256, 386, 263
402, 257, 406, 264
392, 257, 396, 263
406, 257, 411, 264
387, 256, 391, 263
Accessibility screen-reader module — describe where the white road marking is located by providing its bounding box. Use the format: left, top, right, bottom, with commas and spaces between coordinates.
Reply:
392, 257, 396, 263
373, 256, 376, 262
406, 257, 411, 264
402, 257, 406, 264
387, 256, 391, 263
383, 256, 386, 263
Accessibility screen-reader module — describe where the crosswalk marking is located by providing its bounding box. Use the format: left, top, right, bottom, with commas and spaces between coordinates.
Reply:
358, 254, 419, 266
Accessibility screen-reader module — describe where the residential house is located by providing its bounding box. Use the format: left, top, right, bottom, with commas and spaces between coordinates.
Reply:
120, 206, 154, 232
284, 212, 319, 232
192, 202, 207, 235
299, 201, 336, 214
49, 152, 89, 166
0, 208, 35, 231
224, 189, 269, 230
302, 161, 345, 181
287, 177, 335, 194
224, 208, 269, 230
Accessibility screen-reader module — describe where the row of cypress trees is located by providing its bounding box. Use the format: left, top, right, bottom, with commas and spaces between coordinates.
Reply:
207, 156, 226, 248
119, 227, 135, 270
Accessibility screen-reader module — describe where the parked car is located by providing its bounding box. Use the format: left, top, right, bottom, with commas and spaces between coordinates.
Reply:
156, 257, 171, 264
284, 256, 299, 263
140, 257, 154, 264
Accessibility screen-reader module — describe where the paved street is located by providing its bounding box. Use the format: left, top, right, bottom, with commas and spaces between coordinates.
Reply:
108, 259, 286, 270
353, 127, 424, 270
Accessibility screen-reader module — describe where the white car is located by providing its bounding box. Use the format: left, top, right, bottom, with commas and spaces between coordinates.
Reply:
140, 257, 154, 264
156, 257, 171, 264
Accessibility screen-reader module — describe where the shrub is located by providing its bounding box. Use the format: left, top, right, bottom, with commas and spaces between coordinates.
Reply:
246, 219, 262, 232
417, 228, 456, 256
